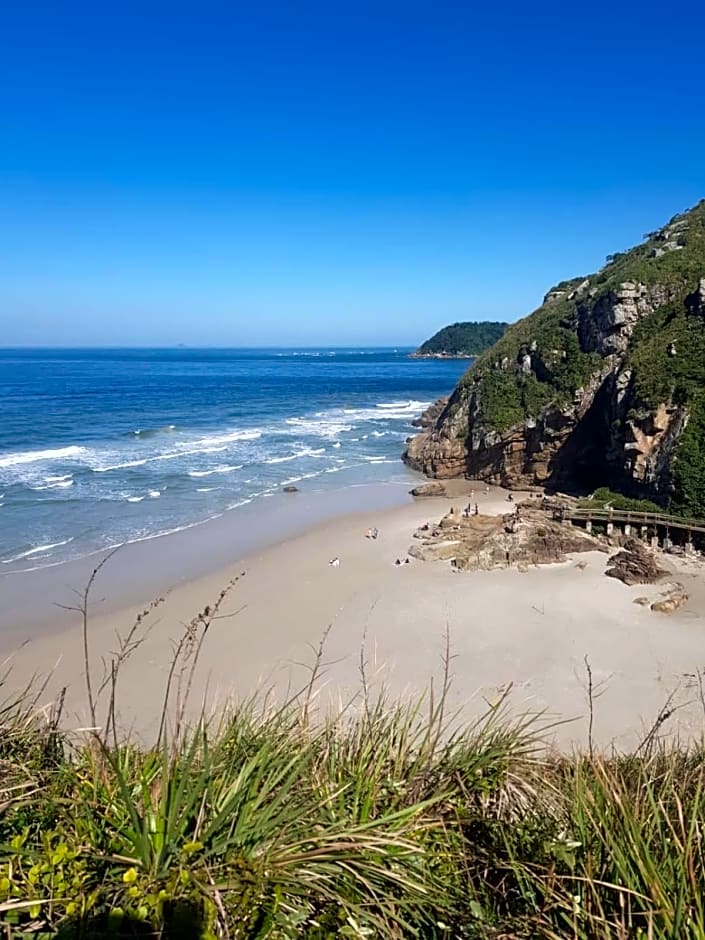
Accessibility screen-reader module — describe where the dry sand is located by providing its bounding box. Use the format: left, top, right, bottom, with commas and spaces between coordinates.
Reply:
2, 484, 705, 750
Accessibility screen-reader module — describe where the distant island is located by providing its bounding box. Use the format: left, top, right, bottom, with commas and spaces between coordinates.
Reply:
410, 321, 509, 358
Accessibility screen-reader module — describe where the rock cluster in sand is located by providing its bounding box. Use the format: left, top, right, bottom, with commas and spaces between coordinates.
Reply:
409, 504, 604, 571
605, 538, 668, 586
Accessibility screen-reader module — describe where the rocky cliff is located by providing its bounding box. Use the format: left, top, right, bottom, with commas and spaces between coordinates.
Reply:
404, 201, 705, 516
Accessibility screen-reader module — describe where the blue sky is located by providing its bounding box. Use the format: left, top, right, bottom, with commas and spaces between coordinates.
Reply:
1, 1, 704, 346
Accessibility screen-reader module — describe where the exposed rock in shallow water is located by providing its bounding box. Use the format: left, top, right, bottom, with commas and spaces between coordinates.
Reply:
411, 397, 449, 429
605, 539, 668, 585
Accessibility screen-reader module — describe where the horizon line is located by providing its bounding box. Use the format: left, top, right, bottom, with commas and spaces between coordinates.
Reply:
0, 343, 421, 351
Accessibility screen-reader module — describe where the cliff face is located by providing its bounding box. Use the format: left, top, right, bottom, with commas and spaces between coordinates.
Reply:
404, 201, 705, 514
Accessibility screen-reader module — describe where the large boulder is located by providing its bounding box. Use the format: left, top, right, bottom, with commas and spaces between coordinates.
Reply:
604, 539, 668, 585
409, 481, 446, 497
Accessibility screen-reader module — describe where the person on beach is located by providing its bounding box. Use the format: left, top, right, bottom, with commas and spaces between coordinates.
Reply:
329, 557, 340, 567
372, 527, 379, 539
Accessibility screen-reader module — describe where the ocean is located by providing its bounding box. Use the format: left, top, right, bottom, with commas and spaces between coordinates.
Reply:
0, 348, 468, 573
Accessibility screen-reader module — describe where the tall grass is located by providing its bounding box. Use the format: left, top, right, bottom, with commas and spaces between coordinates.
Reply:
1, 573, 704, 938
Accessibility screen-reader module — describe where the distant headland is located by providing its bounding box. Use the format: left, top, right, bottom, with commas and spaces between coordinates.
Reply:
410, 321, 508, 358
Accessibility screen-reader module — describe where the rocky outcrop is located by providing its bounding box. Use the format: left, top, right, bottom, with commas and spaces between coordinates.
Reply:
651, 584, 689, 614
605, 539, 668, 585
409, 481, 446, 497
577, 282, 674, 355
403, 200, 705, 505
404, 369, 609, 487
411, 397, 449, 429
409, 505, 604, 570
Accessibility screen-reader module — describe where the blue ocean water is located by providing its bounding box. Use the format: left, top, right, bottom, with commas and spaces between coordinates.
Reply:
0, 348, 468, 572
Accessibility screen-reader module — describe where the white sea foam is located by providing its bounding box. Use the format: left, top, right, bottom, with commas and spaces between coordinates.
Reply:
265, 447, 326, 464
189, 429, 263, 447
32, 479, 75, 491
149, 490, 161, 498
132, 424, 177, 437
196, 487, 217, 493
281, 471, 323, 486
0, 446, 86, 469
2, 538, 74, 564
342, 400, 430, 422
376, 400, 426, 410
187, 464, 243, 478
285, 417, 353, 438
92, 458, 150, 472
92, 445, 229, 472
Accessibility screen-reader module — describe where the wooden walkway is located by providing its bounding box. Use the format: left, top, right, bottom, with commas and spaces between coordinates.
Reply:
560, 506, 705, 536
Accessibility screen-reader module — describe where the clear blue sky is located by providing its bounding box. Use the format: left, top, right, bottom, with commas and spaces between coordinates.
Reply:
2, 1, 703, 347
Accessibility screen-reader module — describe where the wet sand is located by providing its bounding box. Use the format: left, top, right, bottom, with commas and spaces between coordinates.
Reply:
2, 482, 705, 750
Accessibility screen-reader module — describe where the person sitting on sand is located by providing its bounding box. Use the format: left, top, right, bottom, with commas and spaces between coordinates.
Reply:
372, 527, 379, 539
394, 558, 402, 566
404, 557, 410, 564
329, 557, 340, 567
365, 528, 372, 539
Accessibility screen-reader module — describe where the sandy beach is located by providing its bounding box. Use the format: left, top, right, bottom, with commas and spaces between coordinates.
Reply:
2, 481, 705, 750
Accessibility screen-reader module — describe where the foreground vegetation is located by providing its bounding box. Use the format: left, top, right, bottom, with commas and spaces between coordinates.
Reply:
2, 577, 704, 938
3, 685, 705, 937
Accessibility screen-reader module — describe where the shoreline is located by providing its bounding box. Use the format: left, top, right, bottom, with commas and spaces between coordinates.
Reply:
0, 477, 421, 641
2, 477, 705, 750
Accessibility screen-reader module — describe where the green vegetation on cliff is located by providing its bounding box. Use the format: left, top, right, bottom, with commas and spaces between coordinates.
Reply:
578, 486, 662, 514
672, 393, 705, 517
450, 199, 705, 511
459, 297, 602, 431
415, 320, 507, 357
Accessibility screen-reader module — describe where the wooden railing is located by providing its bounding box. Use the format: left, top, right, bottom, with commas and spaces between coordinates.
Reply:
561, 506, 705, 535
